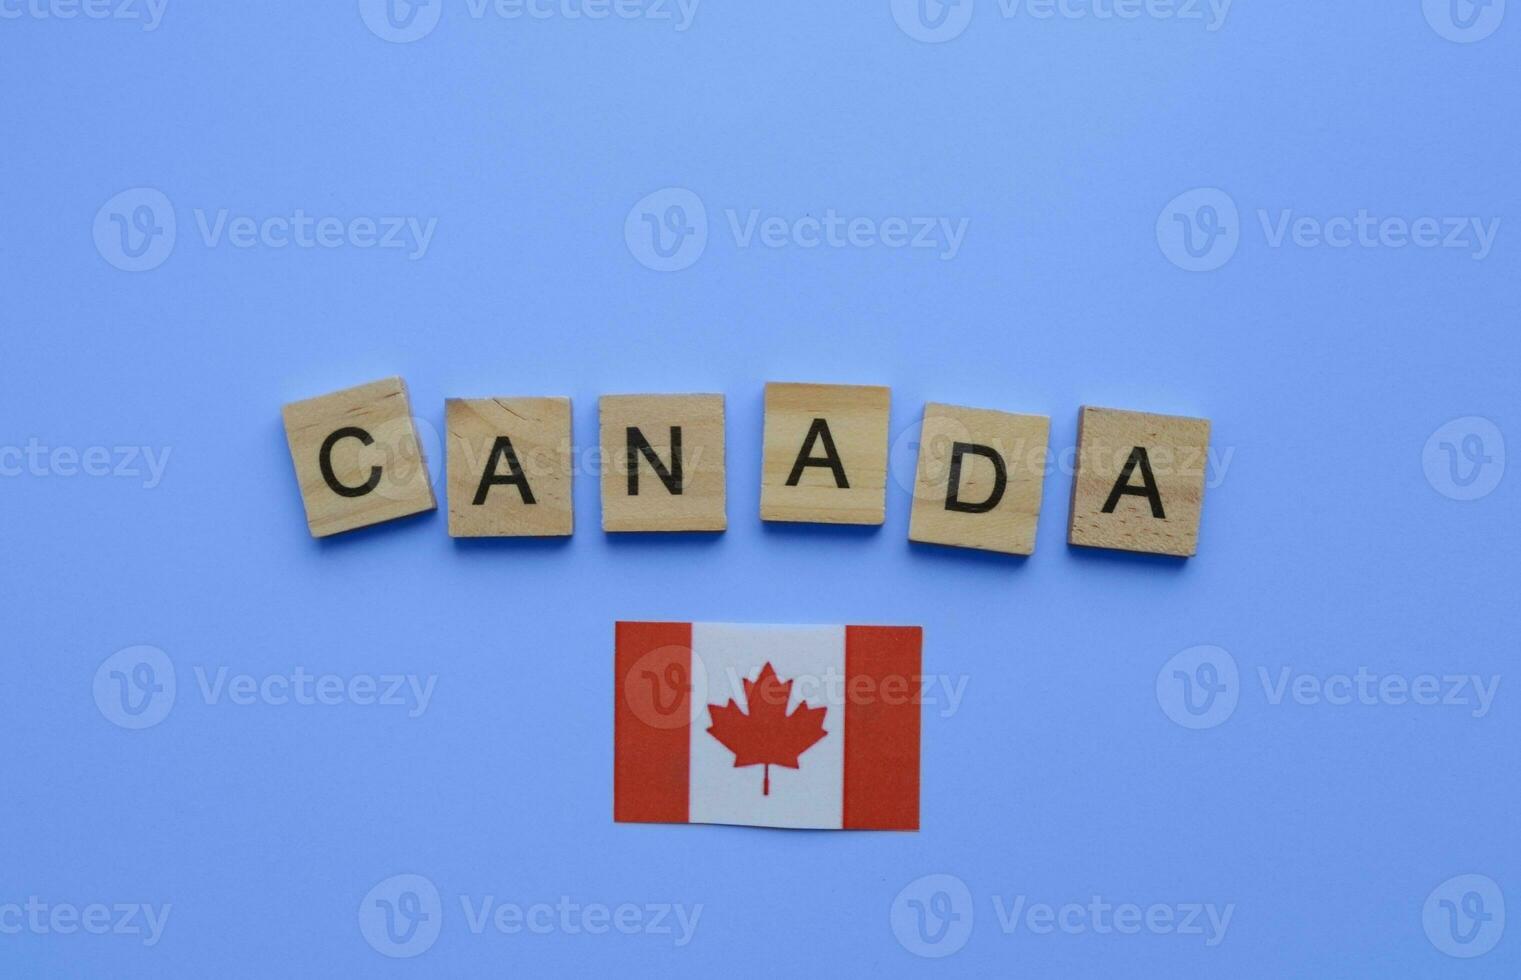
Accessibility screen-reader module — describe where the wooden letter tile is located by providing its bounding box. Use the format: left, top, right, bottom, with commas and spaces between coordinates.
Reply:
599, 394, 726, 532
1067, 406, 1211, 557
281, 376, 437, 538
908, 403, 1050, 555
446, 397, 573, 538
760, 382, 891, 525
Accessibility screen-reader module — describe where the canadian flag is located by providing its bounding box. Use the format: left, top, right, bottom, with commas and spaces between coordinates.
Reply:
615, 621, 922, 830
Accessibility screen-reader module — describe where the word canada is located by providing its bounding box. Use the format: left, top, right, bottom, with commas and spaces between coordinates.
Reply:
281, 377, 1212, 558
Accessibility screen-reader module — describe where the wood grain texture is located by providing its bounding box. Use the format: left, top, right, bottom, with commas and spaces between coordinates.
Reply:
908, 402, 1050, 555
1067, 406, 1211, 557
446, 397, 573, 538
599, 394, 726, 532
281, 376, 436, 538
760, 382, 891, 525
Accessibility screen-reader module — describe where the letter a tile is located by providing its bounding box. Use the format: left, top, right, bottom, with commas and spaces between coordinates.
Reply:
908, 403, 1050, 555
760, 382, 891, 525
281, 376, 436, 538
1067, 406, 1211, 557
446, 397, 573, 538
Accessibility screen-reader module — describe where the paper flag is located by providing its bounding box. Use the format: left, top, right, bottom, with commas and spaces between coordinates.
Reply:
615, 621, 922, 830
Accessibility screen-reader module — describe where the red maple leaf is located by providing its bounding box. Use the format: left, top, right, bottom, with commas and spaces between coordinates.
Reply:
706, 662, 828, 796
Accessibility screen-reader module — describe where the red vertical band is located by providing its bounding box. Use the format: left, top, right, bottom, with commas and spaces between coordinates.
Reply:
843, 625, 922, 830
614, 621, 692, 824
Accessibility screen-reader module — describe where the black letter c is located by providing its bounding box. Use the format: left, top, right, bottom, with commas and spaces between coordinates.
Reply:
319, 426, 381, 498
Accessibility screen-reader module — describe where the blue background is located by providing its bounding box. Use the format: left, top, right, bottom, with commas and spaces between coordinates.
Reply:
2, 1, 1517, 976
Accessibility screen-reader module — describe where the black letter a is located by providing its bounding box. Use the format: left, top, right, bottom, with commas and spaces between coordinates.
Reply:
1101, 447, 1165, 518
473, 437, 536, 505
785, 418, 849, 488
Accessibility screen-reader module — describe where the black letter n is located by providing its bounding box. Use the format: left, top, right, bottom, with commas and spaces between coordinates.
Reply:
626, 426, 683, 496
